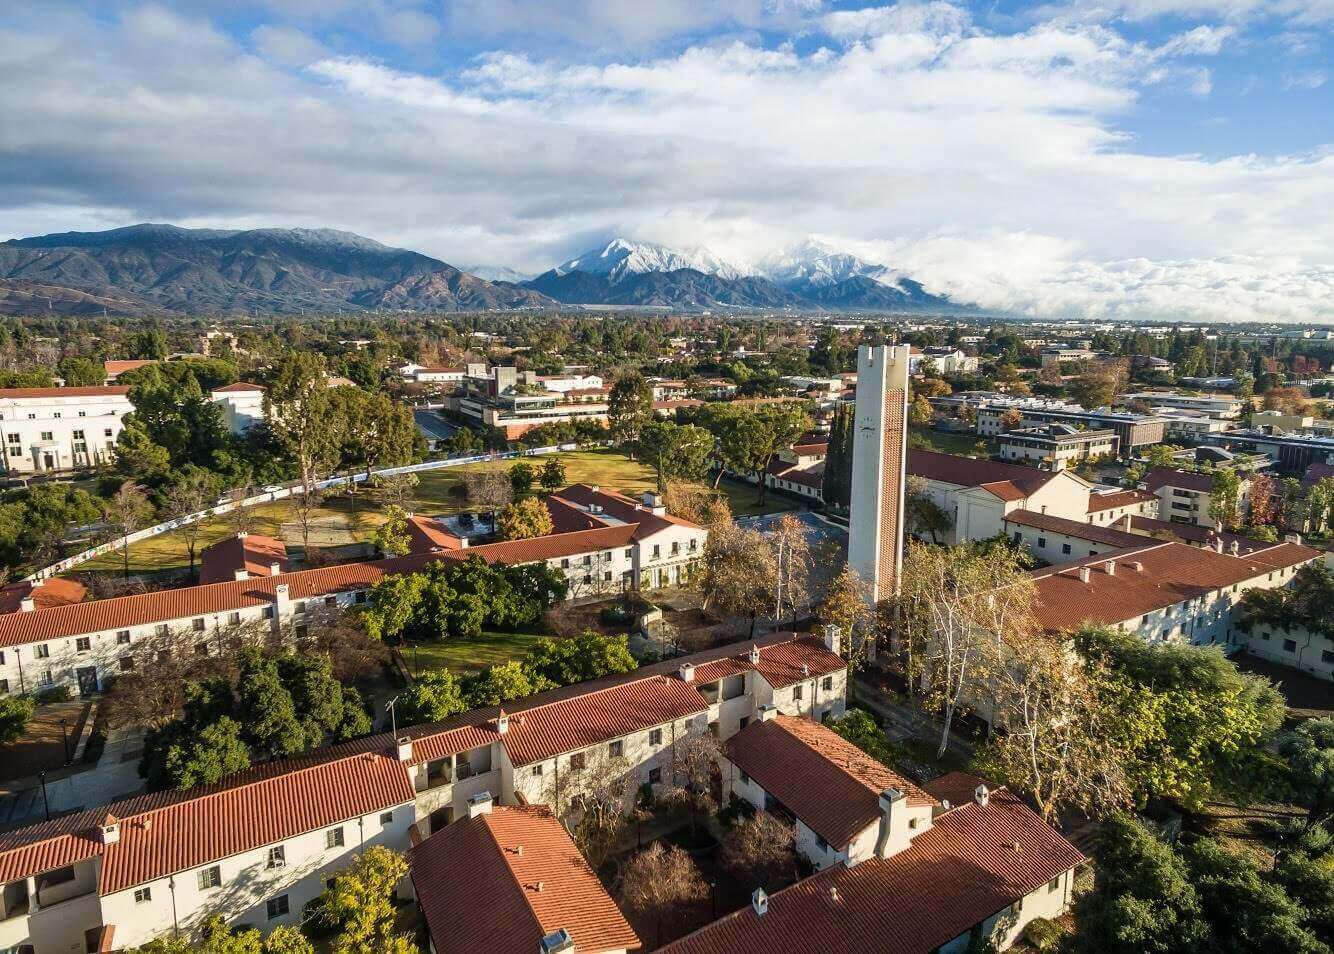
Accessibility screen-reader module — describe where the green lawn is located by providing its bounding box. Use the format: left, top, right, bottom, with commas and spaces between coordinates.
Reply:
400, 631, 547, 675
910, 426, 989, 458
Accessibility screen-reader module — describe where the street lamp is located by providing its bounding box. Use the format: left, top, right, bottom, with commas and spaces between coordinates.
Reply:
38, 771, 50, 821
60, 718, 70, 765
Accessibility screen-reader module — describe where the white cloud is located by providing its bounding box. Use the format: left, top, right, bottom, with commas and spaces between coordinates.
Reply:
1283, 69, 1329, 89
0, 3, 1331, 321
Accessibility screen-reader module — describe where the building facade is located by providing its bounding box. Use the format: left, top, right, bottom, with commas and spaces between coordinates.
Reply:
849, 345, 911, 604
0, 387, 133, 474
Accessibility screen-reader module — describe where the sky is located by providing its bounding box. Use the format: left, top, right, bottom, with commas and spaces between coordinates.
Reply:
1, 0, 1332, 322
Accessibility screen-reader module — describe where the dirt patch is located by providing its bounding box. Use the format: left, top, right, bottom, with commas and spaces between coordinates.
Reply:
0, 700, 89, 783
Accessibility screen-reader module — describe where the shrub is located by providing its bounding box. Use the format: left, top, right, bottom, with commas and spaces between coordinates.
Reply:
1023, 917, 1064, 952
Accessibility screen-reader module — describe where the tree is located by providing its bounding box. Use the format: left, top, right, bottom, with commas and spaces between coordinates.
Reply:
128, 915, 315, 953
462, 660, 554, 707
1208, 467, 1242, 530
374, 505, 411, 558
1069, 359, 1129, 409
162, 467, 222, 579
608, 372, 654, 448
144, 716, 252, 791
57, 356, 105, 387
829, 708, 902, 766
617, 842, 709, 949
697, 521, 777, 635
1281, 718, 1334, 825
905, 476, 953, 543
770, 513, 812, 627
497, 497, 554, 541
236, 651, 306, 759
464, 469, 512, 527
369, 472, 419, 509
524, 630, 637, 686
539, 457, 567, 493
909, 394, 934, 426
1248, 473, 1282, 528
821, 403, 854, 509
750, 404, 813, 505
817, 565, 874, 669
719, 811, 796, 891
103, 481, 154, 578
509, 460, 536, 496
267, 352, 342, 498
662, 731, 721, 837
0, 694, 35, 746
634, 421, 714, 493
316, 847, 420, 954
399, 670, 469, 725
290, 487, 324, 556
662, 482, 733, 532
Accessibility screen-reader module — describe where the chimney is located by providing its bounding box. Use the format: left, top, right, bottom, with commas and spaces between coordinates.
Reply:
98, 817, 120, 845
874, 787, 906, 859
1128, 561, 1144, 572
757, 704, 778, 723
1229, 540, 1240, 556
641, 492, 666, 515
1078, 567, 1090, 584
467, 791, 493, 818
751, 887, 769, 917
234, 569, 249, 581
679, 662, 695, 683
396, 737, 413, 762
237, 531, 247, 539
269, 562, 281, 576
272, 583, 290, 631
30, 578, 42, 589
496, 710, 510, 734
1214, 537, 1224, 553
974, 783, 990, 807
19, 596, 35, 613
459, 537, 469, 549
1283, 532, 1303, 545
822, 624, 842, 657
748, 644, 761, 665
1104, 560, 1116, 576
539, 929, 575, 954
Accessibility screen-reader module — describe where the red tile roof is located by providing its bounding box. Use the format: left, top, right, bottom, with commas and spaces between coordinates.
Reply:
405, 516, 466, 554
103, 360, 154, 378
0, 577, 86, 615
198, 533, 290, 585
692, 636, 845, 690
1117, 515, 1272, 556
661, 788, 1083, 954
210, 381, 264, 393
1029, 540, 1321, 632
1003, 509, 1146, 548
725, 717, 936, 849
557, 483, 701, 538
922, 771, 990, 810
460, 525, 638, 567
411, 806, 640, 954
0, 386, 130, 399
1087, 489, 1157, 513
907, 450, 1054, 496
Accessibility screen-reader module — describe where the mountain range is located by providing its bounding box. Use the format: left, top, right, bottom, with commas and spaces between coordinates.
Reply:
0, 226, 970, 316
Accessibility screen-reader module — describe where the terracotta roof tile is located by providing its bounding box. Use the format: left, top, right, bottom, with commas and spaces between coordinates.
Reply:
1087, 489, 1156, 513
198, 533, 289, 585
405, 516, 466, 554
922, 771, 989, 810
725, 717, 936, 849
1119, 515, 1272, 556
1004, 509, 1145, 548
210, 381, 264, 393
411, 806, 640, 954
691, 637, 845, 690
907, 450, 1054, 496
0, 386, 130, 399
0, 577, 86, 615
1141, 467, 1216, 494
661, 789, 1083, 954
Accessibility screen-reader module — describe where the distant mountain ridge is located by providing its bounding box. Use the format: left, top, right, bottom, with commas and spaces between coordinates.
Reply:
0, 224, 555, 315
0, 225, 974, 315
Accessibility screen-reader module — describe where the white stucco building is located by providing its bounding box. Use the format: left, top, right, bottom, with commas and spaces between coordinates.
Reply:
0, 387, 133, 474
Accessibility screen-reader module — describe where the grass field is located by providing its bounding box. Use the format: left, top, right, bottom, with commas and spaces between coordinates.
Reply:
400, 631, 547, 675
72, 448, 798, 576
910, 426, 989, 458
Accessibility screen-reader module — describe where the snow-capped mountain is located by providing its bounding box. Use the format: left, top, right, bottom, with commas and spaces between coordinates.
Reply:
462, 264, 533, 284
756, 239, 892, 288
554, 238, 745, 284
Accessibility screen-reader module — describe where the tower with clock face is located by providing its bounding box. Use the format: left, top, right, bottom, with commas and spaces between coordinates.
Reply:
848, 344, 911, 605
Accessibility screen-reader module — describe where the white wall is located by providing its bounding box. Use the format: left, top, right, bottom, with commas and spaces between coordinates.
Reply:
0, 392, 132, 473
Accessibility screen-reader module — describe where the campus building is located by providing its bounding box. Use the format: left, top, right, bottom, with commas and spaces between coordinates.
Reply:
208, 382, 265, 435
996, 424, 1118, 471
0, 387, 133, 474
849, 344, 911, 604
1141, 467, 1251, 528
946, 394, 1166, 456
0, 630, 846, 952
0, 486, 706, 699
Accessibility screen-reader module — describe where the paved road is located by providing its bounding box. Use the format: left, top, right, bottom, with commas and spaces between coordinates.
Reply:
0, 724, 145, 829
413, 409, 458, 441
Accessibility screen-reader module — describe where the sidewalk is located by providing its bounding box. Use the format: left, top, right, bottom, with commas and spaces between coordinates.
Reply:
0, 722, 146, 829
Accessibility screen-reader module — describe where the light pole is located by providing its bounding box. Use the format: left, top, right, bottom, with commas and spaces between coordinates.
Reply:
38, 771, 50, 820
60, 718, 70, 765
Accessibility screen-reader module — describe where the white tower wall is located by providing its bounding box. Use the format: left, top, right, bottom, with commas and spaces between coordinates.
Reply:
848, 345, 911, 604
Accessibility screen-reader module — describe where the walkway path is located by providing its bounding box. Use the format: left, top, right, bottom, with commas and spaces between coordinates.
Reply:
0, 722, 145, 829
851, 674, 976, 763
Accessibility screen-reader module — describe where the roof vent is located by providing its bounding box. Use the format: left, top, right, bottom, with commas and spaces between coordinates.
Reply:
234, 568, 249, 581
539, 928, 574, 954
1077, 567, 1090, 584
1128, 561, 1144, 572
395, 737, 413, 762
801, 663, 810, 677
496, 710, 510, 734
757, 704, 778, 723
1012, 841, 1022, 853
748, 644, 761, 665
1104, 561, 1116, 576
98, 818, 120, 845
19, 596, 35, 613
830, 886, 840, 902
1229, 540, 1240, 556
974, 784, 990, 807
679, 663, 695, 683
752, 887, 769, 916
269, 562, 281, 576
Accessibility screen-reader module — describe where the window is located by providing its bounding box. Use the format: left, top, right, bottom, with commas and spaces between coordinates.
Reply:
192, 618, 206, 632
34, 644, 49, 659
793, 684, 803, 701
75, 637, 91, 653
354, 591, 368, 604
380, 811, 394, 825
1048, 876, 1062, 892
561, 558, 569, 568
739, 770, 750, 785
266, 895, 289, 920
134, 887, 152, 904
624, 548, 632, 558
228, 612, 241, 626
40, 431, 52, 441
104, 428, 113, 437
326, 827, 345, 849
649, 728, 662, 746
195, 642, 210, 657
117, 630, 131, 645
198, 866, 222, 891
652, 545, 660, 558
1037, 537, 1047, 548
603, 571, 612, 582
155, 624, 169, 637
72, 429, 84, 440
816, 834, 828, 851
119, 656, 133, 672
6, 446, 17, 457
583, 575, 592, 585
5, 434, 16, 444
1283, 639, 1297, 653
582, 555, 591, 566
52, 412, 60, 419
324, 595, 337, 607
1011, 531, 1022, 543
531, 764, 543, 776
648, 767, 661, 785
569, 752, 586, 771
267, 846, 285, 869
0, 680, 7, 693
1322, 650, 1334, 665
609, 740, 623, 758
1062, 543, 1072, 555
78, 411, 85, 417
822, 676, 833, 691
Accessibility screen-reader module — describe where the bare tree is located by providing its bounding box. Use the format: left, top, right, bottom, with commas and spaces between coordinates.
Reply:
103, 481, 154, 579
368, 473, 419, 510
817, 565, 875, 670
464, 469, 513, 529
662, 481, 733, 532
291, 488, 323, 557
227, 482, 256, 536
617, 842, 708, 948
697, 522, 777, 636
540, 747, 638, 869
770, 513, 812, 627
719, 811, 797, 891
661, 731, 721, 838
163, 472, 219, 580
